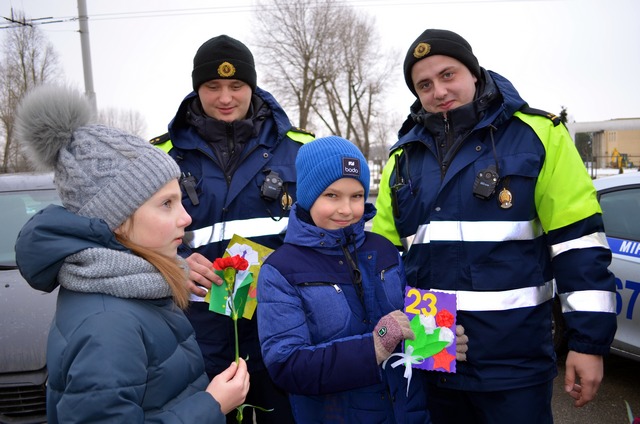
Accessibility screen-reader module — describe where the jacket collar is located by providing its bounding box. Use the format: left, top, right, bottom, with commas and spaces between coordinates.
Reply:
284, 203, 376, 253
393, 69, 527, 150
15, 205, 125, 293
168, 86, 293, 151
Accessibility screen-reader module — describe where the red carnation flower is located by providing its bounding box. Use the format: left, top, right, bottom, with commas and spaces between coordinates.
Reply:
213, 255, 249, 271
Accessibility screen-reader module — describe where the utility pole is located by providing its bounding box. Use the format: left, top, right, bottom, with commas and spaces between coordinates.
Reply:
77, 0, 97, 114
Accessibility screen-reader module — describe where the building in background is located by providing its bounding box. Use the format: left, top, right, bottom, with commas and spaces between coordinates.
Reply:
567, 119, 640, 176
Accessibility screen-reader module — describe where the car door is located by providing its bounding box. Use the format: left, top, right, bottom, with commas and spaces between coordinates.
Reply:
598, 181, 640, 360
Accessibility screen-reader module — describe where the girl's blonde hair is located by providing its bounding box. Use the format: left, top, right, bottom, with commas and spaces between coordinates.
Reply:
115, 235, 190, 310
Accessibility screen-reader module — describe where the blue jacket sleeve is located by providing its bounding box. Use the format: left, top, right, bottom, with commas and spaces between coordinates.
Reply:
547, 214, 617, 355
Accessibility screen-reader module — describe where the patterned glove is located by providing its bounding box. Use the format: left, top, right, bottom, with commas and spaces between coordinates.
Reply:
456, 324, 469, 361
373, 310, 415, 364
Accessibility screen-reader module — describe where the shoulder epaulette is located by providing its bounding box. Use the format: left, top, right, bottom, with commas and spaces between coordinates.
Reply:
286, 126, 315, 144
150, 132, 170, 145
518, 105, 562, 127
290, 126, 315, 137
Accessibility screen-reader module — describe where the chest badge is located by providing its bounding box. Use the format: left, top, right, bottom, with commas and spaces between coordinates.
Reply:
281, 193, 293, 210
498, 188, 513, 209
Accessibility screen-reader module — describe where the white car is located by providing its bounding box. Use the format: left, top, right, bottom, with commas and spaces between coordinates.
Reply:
593, 171, 640, 361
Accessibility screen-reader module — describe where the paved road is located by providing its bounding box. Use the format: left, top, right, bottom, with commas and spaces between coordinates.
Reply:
553, 353, 640, 423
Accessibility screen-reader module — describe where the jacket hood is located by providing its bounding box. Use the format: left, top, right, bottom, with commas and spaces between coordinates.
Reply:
15, 205, 125, 293
284, 203, 376, 252
394, 68, 526, 148
168, 86, 293, 150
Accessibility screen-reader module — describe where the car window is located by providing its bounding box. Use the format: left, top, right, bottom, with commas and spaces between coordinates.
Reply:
599, 187, 640, 242
0, 189, 61, 267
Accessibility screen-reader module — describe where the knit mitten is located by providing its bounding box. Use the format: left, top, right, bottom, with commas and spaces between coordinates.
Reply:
373, 310, 414, 364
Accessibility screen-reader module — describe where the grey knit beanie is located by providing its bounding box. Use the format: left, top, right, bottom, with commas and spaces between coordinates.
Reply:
14, 85, 180, 231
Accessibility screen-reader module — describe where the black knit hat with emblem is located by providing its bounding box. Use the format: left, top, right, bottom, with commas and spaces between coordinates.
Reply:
403, 29, 481, 97
192, 35, 257, 92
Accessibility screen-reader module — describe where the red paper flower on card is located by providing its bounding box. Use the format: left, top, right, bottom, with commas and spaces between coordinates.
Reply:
435, 309, 454, 328
248, 285, 257, 299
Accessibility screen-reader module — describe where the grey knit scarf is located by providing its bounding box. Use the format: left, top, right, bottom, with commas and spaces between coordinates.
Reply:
58, 247, 175, 299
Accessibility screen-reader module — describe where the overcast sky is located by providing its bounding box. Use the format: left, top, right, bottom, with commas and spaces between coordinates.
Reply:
2, 0, 639, 140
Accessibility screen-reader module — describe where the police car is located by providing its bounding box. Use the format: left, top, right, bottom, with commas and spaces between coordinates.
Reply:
593, 171, 640, 361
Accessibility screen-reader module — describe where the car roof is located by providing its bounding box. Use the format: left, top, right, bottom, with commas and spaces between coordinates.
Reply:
0, 172, 55, 192
592, 171, 640, 191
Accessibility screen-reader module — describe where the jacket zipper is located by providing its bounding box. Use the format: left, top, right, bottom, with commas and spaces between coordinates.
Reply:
440, 114, 472, 180
441, 116, 452, 179
380, 265, 396, 281
300, 282, 342, 293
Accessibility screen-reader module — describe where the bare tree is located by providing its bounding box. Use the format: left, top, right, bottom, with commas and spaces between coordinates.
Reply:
0, 10, 61, 173
97, 107, 148, 139
311, 9, 395, 158
252, 0, 398, 159
253, 0, 338, 130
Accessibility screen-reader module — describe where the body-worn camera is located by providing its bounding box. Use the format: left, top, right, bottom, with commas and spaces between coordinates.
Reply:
472, 165, 499, 200
180, 172, 199, 206
261, 170, 283, 201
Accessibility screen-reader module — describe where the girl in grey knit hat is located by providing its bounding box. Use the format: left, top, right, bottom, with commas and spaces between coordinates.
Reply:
14, 85, 249, 423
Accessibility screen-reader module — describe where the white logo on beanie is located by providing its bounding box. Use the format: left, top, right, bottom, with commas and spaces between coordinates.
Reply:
342, 157, 360, 176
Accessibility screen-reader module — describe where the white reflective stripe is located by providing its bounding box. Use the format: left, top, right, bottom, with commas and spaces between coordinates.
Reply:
559, 290, 617, 313
550, 232, 610, 258
433, 280, 554, 312
186, 217, 289, 249
402, 219, 543, 249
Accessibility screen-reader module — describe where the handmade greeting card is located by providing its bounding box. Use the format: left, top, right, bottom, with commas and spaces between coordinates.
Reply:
403, 287, 458, 373
206, 234, 274, 320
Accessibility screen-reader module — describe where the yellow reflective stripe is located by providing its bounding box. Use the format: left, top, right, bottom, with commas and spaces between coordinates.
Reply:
435, 280, 554, 311
186, 217, 289, 249
550, 232, 610, 258
286, 130, 315, 144
371, 151, 402, 247
559, 290, 617, 313
153, 140, 173, 153
402, 219, 544, 249
515, 112, 601, 232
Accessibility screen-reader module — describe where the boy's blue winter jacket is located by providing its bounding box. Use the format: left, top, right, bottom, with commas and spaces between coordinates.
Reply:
258, 203, 430, 423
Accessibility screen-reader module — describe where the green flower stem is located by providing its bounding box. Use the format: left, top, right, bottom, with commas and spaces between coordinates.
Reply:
223, 267, 240, 364
221, 265, 274, 422
232, 309, 239, 364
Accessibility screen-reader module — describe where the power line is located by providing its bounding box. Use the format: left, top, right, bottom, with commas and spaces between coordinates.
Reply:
1, 0, 562, 29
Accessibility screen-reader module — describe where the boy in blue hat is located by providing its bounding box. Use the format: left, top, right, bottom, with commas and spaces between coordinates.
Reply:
257, 136, 466, 423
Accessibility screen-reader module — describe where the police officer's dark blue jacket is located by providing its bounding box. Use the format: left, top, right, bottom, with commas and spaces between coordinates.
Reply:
15, 205, 223, 423
372, 69, 617, 392
257, 203, 431, 423
153, 87, 313, 377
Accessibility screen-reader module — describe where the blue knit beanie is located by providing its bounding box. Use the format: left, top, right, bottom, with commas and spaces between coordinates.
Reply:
295, 136, 369, 211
